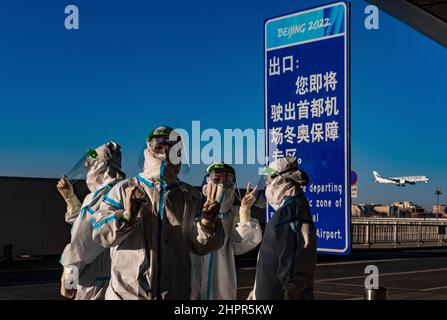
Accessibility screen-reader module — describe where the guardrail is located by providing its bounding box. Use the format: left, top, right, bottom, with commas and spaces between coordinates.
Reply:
351, 218, 447, 248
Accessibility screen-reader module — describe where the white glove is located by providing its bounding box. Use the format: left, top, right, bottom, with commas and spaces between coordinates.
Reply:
57, 176, 81, 213
60, 268, 77, 299
240, 183, 258, 224
57, 176, 75, 201
247, 290, 255, 300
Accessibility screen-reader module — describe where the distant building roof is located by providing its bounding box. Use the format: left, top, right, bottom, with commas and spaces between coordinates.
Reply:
366, 0, 447, 47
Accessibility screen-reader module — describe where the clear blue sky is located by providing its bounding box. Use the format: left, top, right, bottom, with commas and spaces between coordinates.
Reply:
0, 0, 445, 210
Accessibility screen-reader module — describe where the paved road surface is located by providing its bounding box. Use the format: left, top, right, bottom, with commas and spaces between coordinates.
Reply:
2, 248, 447, 300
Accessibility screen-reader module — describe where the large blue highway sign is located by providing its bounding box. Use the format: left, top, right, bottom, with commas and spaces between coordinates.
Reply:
265, 2, 350, 254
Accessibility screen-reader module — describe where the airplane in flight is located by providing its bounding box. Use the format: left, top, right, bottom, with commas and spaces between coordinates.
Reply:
372, 171, 429, 187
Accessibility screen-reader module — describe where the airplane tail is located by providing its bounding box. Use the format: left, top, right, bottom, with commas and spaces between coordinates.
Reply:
372, 171, 380, 181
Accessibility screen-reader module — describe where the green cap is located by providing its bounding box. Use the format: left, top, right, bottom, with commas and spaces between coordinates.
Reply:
206, 162, 235, 175
147, 126, 174, 141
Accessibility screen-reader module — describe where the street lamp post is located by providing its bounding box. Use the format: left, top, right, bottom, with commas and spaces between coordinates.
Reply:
435, 187, 442, 219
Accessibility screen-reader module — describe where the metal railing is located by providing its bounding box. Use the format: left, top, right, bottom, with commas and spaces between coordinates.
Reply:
352, 218, 447, 248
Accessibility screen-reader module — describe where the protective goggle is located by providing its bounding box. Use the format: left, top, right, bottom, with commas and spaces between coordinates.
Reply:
262, 166, 282, 187
201, 175, 241, 207
263, 164, 309, 188
263, 166, 298, 186
138, 136, 190, 175
208, 171, 235, 188
149, 137, 176, 155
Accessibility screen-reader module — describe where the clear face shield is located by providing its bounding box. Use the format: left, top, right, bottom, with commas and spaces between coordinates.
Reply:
210, 171, 243, 202
209, 171, 235, 189
255, 174, 267, 195
149, 137, 175, 157
263, 166, 280, 188
65, 149, 98, 187
202, 170, 241, 215
138, 134, 190, 175
253, 168, 278, 210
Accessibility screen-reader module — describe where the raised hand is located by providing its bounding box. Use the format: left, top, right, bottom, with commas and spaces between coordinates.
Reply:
205, 181, 219, 203
57, 176, 74, 200
241, 182, 258, 209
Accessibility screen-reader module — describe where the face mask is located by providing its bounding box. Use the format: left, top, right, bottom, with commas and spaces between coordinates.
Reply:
265, 174, 302, 211
86, 160, 108, 192
86, 169, 99, 192
142, 148, 180, 184
203, 183, 235, 214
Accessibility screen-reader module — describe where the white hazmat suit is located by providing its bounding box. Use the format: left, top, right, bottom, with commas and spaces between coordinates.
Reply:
92, 142, 225, 300
191, 180, 262, 300
60, 141, 125, 300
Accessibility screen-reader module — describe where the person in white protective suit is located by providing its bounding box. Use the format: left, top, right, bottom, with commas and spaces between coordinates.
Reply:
249, 156, 317, 300
92, 126, 225, 300
191, 162, 262, 300
58, 141, 126, 300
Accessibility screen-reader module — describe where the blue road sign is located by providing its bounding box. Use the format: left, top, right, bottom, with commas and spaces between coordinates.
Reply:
265, 2, 350, 254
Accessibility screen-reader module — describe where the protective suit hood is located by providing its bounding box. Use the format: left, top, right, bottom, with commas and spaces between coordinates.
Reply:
86, 141, 125, 192
265, 157, 309, 210
140, 143, 180, 185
